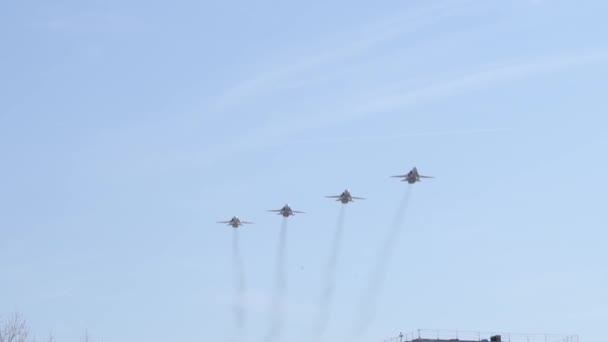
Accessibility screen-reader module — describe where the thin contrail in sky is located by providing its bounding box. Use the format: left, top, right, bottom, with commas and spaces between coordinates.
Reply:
289, 127, 508, 145
265, 218, 288, 342
232, 229, 246, 334
314, 204, 347, 340
355, 185, 413, 336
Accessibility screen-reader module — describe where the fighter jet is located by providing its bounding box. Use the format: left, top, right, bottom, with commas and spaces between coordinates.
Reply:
326, 189, 365, 204
268, 204, 305, 217
217, 216, 253, 228
392, 167, 433, 184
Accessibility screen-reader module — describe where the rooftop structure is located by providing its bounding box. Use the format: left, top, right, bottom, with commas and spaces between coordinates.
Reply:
382, 329, 578, 342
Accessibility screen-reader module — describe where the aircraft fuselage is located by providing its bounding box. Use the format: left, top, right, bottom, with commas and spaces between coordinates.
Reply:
229, 217, 242, 227
405, 170, 420, 183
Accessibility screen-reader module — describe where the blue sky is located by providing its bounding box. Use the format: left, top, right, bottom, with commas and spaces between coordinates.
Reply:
1, 0, 607, 341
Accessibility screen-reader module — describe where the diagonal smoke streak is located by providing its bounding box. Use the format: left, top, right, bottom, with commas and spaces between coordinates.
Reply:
232, 229, 246, 333
355, 185, 413, 336
314, 204, 347, 340
265, 218, 288, 342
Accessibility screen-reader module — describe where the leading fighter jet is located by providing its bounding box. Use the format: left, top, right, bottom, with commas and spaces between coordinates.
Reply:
217, 216, 253, 228
268, 204, 305, 217
392, 167, 433, 184
326, 189, 365, 204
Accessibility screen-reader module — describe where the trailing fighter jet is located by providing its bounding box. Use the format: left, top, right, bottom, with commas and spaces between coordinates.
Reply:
217, 216, 253, 228
268, 204, 305, 217
392, 167, 433, 184
326, 189, 365, 204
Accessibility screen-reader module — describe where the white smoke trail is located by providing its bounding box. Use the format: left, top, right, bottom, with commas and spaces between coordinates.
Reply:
232, 229, 246, 333
314, 204, 347, 340
265, 218, 288, 342
354, 185, 413, 336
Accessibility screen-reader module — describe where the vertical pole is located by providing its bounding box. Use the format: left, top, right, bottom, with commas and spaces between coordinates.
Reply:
399, 332, 403, 342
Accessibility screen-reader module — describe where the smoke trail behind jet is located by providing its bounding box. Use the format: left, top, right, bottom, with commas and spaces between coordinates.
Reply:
355, 185, 413, 335
232, 229, 246, 333
265, 218, 288, 342
314, 204, 347, 340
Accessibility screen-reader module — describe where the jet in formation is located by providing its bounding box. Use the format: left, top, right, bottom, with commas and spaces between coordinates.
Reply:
326, 189, 365, 204
268, 204, 305, 217
392, 167, 433, 184
217, 216, 253, 228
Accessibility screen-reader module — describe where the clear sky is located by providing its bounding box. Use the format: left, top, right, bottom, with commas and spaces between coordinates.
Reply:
1, 0, 607, 341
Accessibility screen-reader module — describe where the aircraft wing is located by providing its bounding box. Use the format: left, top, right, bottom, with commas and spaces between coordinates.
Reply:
419, 175, 434, 178
391, 175, 407, 178
352, 196, 366, 200
325, 195, 341, 198
217, 221, 231, 224
267, 209, 282, 212
241, 221, 254, 224
293, 210, 306, 214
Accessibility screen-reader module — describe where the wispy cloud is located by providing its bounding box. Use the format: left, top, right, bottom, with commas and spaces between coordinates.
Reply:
202, 49, 608, 163
308, 50, 608, 126
212, 0, 477, 111
33, 7, 144, 34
